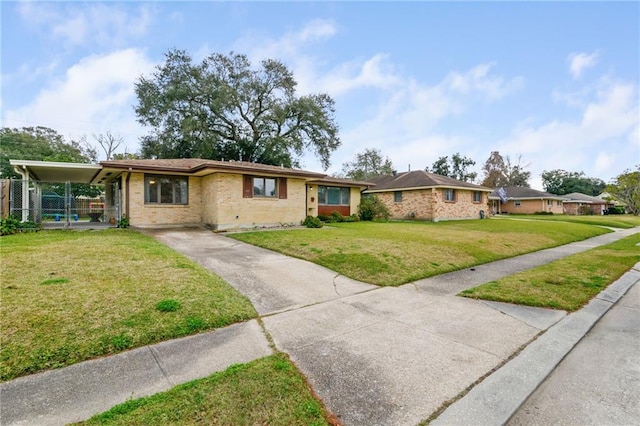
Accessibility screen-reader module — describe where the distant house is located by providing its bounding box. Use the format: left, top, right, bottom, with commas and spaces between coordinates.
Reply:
363, 170, 492, 221
562, 192, 610, 215
9, 158, 371, 230
489, 187, 565, 214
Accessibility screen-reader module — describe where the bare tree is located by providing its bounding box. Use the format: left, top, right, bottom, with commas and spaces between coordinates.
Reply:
93, 131, 123, 161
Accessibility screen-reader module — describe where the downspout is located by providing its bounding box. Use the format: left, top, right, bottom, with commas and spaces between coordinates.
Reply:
125, 172, 131, 220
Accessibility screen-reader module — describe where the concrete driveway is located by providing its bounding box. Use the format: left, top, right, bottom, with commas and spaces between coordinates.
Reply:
146, 228, 567, 425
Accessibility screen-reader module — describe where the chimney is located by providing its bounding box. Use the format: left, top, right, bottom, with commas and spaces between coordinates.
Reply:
408, 164, 411, 172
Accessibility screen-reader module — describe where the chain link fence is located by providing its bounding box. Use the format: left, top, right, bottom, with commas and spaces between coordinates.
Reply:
1, 180, 118, 229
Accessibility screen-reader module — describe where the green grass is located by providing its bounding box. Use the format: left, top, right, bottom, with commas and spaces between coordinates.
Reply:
0, 229, 257, 382
229, 219, 610, 286
76, 353, 332, 426
497, 214, 640, 229
460, 233, 640, 311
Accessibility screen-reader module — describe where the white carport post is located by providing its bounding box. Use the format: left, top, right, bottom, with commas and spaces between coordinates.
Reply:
15, 165, 30, 222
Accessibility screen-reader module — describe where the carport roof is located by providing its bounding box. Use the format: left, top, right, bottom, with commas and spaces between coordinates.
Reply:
9, 160, 102, 183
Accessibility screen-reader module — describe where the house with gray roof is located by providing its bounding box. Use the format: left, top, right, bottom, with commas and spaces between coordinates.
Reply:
562, 192, 610, 215
488, 186, 566, 214
363, 170, 493, 221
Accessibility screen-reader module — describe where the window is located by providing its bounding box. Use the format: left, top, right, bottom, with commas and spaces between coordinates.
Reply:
318, 186, 350, 205
444, 189, 456, 202
557, 200, 562, 206
473, 191, 482, 203
547, 199, 552, 206
253, 177, 277, 197
514, 200, 521, 207
394, 191, 403, 202
145, 175, 188, 205
243, 176, 287, 199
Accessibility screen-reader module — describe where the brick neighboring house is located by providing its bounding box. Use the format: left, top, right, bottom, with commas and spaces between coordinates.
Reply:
363, 170, 493, 221
9, 158, 371, 230
489, 186, 566, 214
562, 192, 610, 215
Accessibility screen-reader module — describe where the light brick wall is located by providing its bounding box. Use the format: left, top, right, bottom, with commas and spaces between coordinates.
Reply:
203, 174, 307, 231
306, 184, 319, 217
500, 199, 564, 214
126, 173, 202, 226
349, 187, 361, 216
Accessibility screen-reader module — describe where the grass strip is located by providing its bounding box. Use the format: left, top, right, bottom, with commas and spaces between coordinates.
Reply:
75, 353, 332, 426
1, 229, 257, 381
496, 214, 640, 229
460, 233, 640, 311
230, 220, 609, 286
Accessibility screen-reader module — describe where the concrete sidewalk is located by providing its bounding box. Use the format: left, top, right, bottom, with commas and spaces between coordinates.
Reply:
1, 226, 638, 425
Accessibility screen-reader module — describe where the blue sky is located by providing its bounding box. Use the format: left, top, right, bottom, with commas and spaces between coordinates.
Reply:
2, 1, 638, 189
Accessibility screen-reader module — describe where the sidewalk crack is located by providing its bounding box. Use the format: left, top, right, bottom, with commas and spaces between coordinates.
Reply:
148, 346, 175, 387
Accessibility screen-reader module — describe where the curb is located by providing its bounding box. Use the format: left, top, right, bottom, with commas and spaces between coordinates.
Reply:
431, 262, 640, 426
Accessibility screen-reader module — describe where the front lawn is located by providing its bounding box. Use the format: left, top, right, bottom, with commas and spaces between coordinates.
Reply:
460, 233, 640, 311
77, 354, 332, 426
0, 229, 257, 381
497, 214, 640, 229
229, 220, 610, 286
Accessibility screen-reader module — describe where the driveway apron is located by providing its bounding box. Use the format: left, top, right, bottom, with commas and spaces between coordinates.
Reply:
146, 228, 576, 425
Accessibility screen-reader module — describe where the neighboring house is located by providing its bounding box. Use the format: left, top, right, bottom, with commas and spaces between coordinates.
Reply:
9, 159, 371, 230
363, 170, 493, 221
489, 187, 565, 214
562, 192, 610, 215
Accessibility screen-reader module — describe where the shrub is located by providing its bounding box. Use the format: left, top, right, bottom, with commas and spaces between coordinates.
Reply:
533, 211, 554, 215
1, 217, 40, 236
331, 211, 345, 222
302, 216, 323, 228
317, 214, 333, 223
358, 195, 390, 221
118, 215, 130, 228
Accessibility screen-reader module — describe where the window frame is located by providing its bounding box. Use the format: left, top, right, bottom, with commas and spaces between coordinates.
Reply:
253, 177, 278, 198
394, 191, 403, 203
144, 174, 188, 205
473, 191, 482, 203
318, 185, 350, 206
514, 200, 522, 207
444, 189, 456, 202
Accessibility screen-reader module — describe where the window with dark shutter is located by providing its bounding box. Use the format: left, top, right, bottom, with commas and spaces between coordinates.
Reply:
278, 178, 287, 199
243, 175, 253, 198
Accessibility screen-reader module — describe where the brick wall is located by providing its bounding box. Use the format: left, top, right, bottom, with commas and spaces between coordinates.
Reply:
126, 173, 203, 226
377, 188, 488, 221
433, 189, 488, 221
378, 189, 435, 220
499, 199, 564, 214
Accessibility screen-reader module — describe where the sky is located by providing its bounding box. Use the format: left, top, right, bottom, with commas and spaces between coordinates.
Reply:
1, 1, 639, 190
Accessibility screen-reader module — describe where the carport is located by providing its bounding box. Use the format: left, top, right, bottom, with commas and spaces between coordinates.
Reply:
7, 160, 121, 229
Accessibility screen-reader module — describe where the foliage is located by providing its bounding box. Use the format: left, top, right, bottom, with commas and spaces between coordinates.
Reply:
135, 49, 341, 170
80, 354, 331, 426
426, 152, 477, 182
0, 217, 40, 236
318, 212, 360, 223
229, 220, 609, 286
340, 148, 394, 181
605, 165, 640, 215
358, 194, 390, 221
461, 233, 640, 311
0, 127, 97, 179
480, 151, 531, 187
541, 169, 606, 196
302, 216, 323, 228
117, 215, 130, 228
0, 230, 257, 381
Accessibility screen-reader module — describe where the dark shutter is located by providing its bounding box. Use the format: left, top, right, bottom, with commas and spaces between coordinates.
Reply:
243, 175, 253, 198
278, 178, 287, 199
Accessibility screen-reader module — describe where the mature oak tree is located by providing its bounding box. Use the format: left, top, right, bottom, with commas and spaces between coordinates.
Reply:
340, 148, 394, 181
135, 50, 341, 169
606, 165, 640, 215
541, 169, 606, 196
426, 152, 477, 182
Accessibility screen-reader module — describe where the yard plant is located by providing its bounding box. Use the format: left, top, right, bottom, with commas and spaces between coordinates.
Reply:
0, 229, 257, 381
460, 233, 640, 311
76, 353, 332, 426
229, 219, 610, 286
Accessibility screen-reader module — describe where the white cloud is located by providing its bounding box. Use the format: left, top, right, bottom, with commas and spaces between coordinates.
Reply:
4, 49, 156, 158
445, 63, 525, 101
568, 51, 599, 79
17, 1, 153, 48
497, 79, 639, 184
